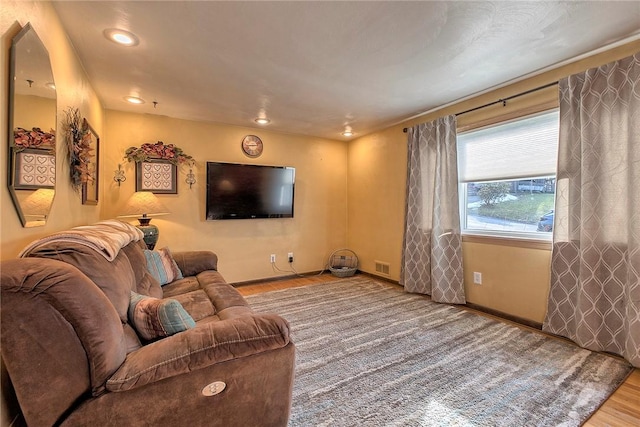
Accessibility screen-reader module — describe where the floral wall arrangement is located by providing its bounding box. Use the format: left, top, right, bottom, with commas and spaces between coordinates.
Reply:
124, 141, 196, 193
124, 141, 195, 167
62, 107, 95, 191
13, 127, 56, 152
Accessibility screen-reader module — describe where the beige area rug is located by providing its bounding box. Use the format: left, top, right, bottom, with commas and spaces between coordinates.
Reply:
246, 276, 632, 427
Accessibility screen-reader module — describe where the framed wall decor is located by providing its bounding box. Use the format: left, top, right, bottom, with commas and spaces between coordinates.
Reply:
136, 159, 178, 194
13, 147, 56, 190
81, 120, 99, 205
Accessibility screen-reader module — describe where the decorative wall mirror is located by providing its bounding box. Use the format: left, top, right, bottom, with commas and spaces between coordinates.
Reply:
8, 23, 57, 227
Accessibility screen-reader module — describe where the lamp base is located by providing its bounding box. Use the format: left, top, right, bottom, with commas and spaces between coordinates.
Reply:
136, 223, 159, 250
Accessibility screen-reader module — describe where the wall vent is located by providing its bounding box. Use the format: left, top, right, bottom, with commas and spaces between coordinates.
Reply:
374, 261, 390, 276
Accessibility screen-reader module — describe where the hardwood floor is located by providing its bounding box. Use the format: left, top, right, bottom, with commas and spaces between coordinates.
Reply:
237, 273, 640, 427
584, 369, 640, 427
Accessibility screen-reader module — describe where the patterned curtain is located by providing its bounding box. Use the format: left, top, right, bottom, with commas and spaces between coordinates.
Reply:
401, 115, 465, 304
543, 53, 640, 367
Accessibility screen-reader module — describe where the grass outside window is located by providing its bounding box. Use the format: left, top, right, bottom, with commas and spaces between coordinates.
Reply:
474, 193, 555, 223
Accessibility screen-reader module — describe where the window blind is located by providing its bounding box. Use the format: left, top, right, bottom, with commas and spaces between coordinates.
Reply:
457, 109, 559, 183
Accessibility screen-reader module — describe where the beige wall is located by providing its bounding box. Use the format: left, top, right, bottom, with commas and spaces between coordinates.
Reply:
103, 110, 348, 283
348, 40, 640, 324
1, 0, 104, 260
347, 125, 407, 279
13, 94, 56, 130
461, 239, 551, 323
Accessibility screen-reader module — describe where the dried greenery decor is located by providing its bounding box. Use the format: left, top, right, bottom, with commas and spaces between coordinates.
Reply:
124, 141, 195, 167
62, 107, 94, 191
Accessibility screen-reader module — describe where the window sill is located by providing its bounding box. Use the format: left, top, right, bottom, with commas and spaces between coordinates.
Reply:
462, 232, 552, 250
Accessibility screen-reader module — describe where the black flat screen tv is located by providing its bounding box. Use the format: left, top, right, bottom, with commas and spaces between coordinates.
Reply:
206, 162, 295, 220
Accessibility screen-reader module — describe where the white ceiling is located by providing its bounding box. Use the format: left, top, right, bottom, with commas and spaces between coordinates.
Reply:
51, 1, 640, 140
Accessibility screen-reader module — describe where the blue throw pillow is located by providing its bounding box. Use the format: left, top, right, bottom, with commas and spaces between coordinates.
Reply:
128, 291, 195, 340
143, 247, 184, 285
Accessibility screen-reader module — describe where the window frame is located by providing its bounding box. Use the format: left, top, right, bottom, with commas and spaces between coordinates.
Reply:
457, 109, 559, 243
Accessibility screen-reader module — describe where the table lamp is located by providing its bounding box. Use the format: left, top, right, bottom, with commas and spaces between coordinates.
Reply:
118, 191, 169, 249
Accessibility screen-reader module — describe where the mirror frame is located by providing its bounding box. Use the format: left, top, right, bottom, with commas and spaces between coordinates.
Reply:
81, 119, 99, 205
7, 23, 57, 227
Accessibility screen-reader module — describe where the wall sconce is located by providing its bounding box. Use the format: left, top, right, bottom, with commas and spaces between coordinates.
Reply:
114, 163, 126, 186
118, 191, 169, 249
186, 168, 196, 189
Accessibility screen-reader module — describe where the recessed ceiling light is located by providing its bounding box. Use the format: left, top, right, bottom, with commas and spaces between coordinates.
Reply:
44, 82, 56, 90
255, 117, 271, 125
342, 128, 354, 137
104, 29, 139, 47
124, 96, 145, 104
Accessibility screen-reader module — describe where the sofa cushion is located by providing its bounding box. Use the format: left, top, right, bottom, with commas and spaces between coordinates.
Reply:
1, 258, 127, 399
106, 313, 291, 392
161, 276, 202, 297
123, 324, 143, 353
171, 250, 218, 276
171, 290, 217, 322
198, 272, 251, 312
22, 241, 137, 323
128, 291, 196, 340
144, 247, 184, 285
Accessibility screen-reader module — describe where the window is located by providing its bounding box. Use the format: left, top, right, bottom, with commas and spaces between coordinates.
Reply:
457, 110, 559, 239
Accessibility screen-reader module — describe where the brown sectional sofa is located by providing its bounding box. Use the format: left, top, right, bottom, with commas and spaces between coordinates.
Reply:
1, 223, 295, 426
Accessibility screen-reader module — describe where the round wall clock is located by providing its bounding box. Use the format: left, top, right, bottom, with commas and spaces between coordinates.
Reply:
241, 135, 263, 158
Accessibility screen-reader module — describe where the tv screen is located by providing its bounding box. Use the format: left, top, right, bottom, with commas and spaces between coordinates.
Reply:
206, 162, 295, 220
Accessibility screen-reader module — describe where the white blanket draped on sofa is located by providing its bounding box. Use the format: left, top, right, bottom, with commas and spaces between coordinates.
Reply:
19, 219, 144, 261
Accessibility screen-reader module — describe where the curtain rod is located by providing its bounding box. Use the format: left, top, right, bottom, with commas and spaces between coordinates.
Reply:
402, 81, 558, 133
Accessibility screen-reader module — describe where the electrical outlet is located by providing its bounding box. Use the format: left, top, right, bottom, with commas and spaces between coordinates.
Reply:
270, 254, 276, 263
473, 272, 482, 285
288, 252, 294, 263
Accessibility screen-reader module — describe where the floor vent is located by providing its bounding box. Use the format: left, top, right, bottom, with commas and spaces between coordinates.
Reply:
375, 261, 390, 275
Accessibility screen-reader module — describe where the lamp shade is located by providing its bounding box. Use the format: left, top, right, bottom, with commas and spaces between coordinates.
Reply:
118, 191, 169, 250
118, 191, 170, 218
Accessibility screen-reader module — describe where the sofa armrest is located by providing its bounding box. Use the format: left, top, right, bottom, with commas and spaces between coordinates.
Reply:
106, 313, 290, 392
172, 251, 218, 276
